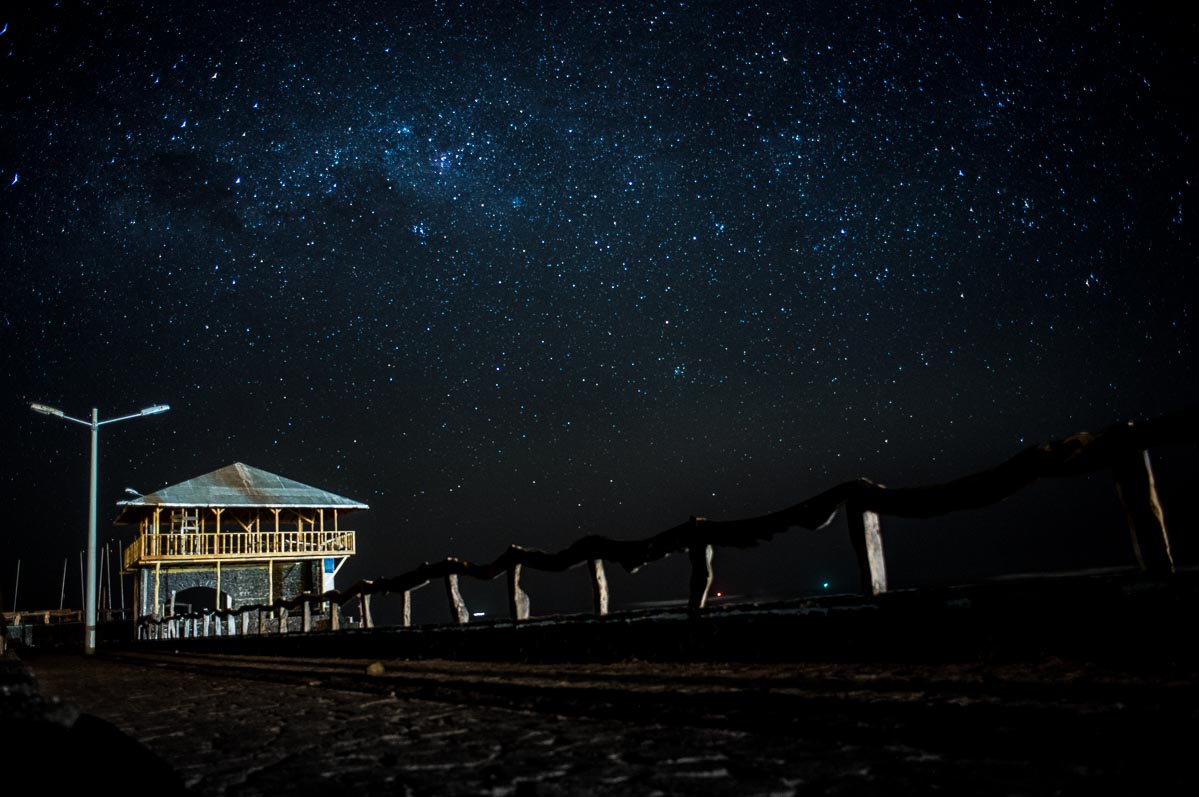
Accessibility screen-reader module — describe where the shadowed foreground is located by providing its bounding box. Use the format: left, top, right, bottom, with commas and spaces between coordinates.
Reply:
16, 645, 1195, 796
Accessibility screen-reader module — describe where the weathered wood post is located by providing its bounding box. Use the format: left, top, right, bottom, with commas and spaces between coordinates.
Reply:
400, 590, 411, 628
688, 542, 714, 611
847, 497, 887, 596
241, 611, 250, 636
329, 601, 340, 631
589, 559, 609, 616
1113, 449, 1175, 575
359, 592, 374, 629
445, 574, 470, 625
202, 613, 211, 637
302, 599, 312, 633
508, 564, 531, 621
278, 606, 289, 634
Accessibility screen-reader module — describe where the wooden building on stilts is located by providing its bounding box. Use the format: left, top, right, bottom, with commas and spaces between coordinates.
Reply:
117, 463, 368, 624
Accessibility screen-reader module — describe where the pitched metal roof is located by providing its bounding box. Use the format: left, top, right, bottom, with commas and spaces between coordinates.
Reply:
114, 462, 369, 522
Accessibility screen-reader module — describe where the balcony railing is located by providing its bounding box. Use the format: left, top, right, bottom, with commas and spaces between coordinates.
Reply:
124, 530, 355, 569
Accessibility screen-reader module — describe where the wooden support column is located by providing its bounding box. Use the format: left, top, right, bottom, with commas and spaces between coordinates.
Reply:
847, 500, 887, 596
241, 611, 249, 636
215, 561, 222, 608
445, 574, 469, 625
359, 593, 373, 629
1114, 450, 1175, 575
153, 561, 161, 617
267, 561, 274, 604
256, 608, 264, 636
302, 599, 312, 633
508, 564, 531, 621
329, 602, 340, 631
202, 614, 211, 637
401, 591, 412, 628
278, 606, 288, 634
588, 559, 609, 616
688, 544, 714, 611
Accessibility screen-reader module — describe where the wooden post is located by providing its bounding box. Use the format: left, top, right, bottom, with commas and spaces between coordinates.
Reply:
508, 564, 531, 621
303, 599, 312, 633
359, 593, 373, 629
688, 544, 714, 611
401, 591, 411, 628
241, 611, 249, 636
278, 606, 288, 634
847, 501, 887, 596
330, 602, 340, 631
202, 613, 210, 637
257, 608, 264, 636
445, 574, 469, 625
1114, 450, 1175, 575
588, 559, 609, 616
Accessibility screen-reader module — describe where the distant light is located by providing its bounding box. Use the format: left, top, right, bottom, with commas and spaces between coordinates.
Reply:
822, 581, 830, 589
715, 591, 723, 598
30, 402, 64, 417
472, 611, 485, 617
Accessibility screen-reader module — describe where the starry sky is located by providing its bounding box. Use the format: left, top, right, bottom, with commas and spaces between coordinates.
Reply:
2, 1, 1195, 620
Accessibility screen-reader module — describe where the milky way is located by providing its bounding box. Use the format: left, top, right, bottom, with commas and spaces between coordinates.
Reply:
3, 1, 1195, 616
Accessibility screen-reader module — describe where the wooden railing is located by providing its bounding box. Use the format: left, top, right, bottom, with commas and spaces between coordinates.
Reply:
136, 406, 1196, 640
123, 530, 355, 568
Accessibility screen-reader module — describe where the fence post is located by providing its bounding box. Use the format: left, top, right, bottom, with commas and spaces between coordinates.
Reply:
508, 564, 530, 621
359, 593, 373, 629
278, 606, 288, 634
589, 559, 609, 616
401, 591, 411, 628
688, 544, 714, 611
445, 574, 469, 625
1113, 449, 1175, 575
330, 601, 340, 631
847, 500, 887, 596
241, 611, 250, 636
302, 599, 312, 633
202, 613, 211, 637
256, 608, 264, 636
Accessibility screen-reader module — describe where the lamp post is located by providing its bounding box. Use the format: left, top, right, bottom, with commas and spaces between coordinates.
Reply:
31, 402, 170, 654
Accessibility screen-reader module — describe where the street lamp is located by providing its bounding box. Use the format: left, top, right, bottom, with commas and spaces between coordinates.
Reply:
30, 402, 170, 654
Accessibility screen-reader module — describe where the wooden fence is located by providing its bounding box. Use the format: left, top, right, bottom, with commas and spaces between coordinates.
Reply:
136, 406, 1196, 640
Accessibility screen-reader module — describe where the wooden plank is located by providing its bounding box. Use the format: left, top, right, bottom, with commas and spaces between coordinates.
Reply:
400, 591, 411, 628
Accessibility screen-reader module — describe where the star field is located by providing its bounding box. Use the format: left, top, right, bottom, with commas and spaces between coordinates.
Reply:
3, 1, 1195, 616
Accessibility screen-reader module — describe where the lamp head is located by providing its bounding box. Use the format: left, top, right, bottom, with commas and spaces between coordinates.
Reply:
30, 402, 64, 417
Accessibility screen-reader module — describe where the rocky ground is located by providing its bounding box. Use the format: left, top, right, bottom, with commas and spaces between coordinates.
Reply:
8, 647, 1194, 796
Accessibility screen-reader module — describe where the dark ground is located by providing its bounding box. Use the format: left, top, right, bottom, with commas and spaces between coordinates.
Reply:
4, 571, 1197, 795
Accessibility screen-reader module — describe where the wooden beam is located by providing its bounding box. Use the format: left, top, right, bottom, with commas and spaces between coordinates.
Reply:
1114, 450, 1175, 575
401, 591, 411, 628
508, 564, 531, 621
847, 501, 887, 596
588, 559, 609, 616
359, 593, 373, 629
278, 606, 288, 634
688, 544, 714, 611
445, 574, 469, 625
302, 600, 312, 633
330, 602, 340, 631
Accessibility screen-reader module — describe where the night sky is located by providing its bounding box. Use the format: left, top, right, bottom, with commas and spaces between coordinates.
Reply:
3, 1, 1195, 620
